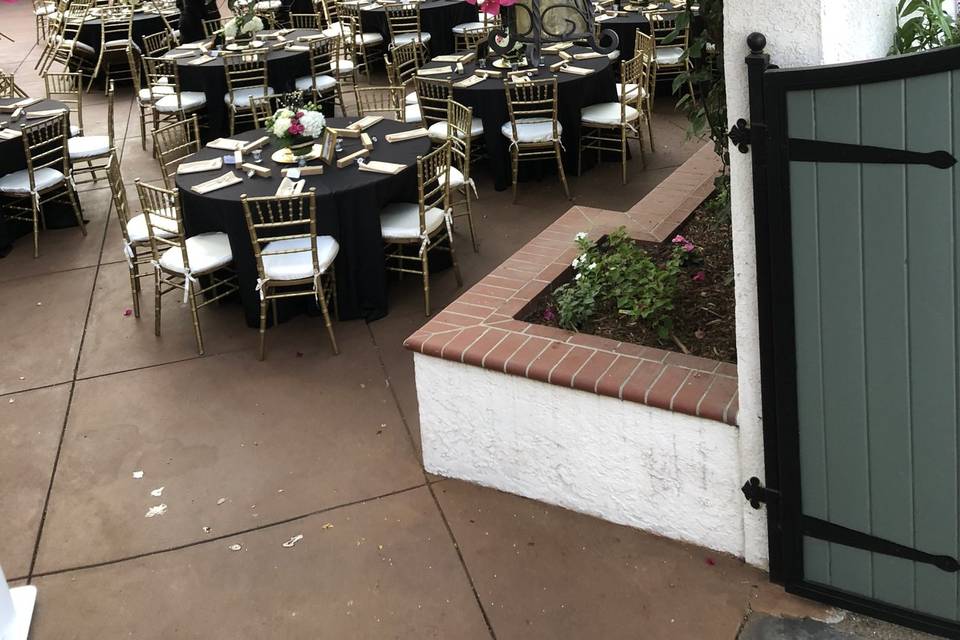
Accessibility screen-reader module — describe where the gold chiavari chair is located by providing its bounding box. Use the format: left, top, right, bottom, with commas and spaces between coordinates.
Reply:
578, 52, 646, 184
290, 12, 321, 29
317, 0, 342, 36
338, 1, 383, 83
107, 152, 178, 318
384, 40, 421, 122
240, 189, 340, 359
40, 2, 96, 77
151, 115, 202, 188
446, 98, 479, 252
223, 50, 276, 135
502, 77, 569, 202
621, 45, 654, 149
89, 11, 135, 92
353, 85, 403, 120
385, 3, 430, 59
415, 76, 484, 144
294, 36, 346, 116
43, 70, 84, 136
634, 28, 654, 60
127, 46, 162, 150
380, 141, 461, 315
0, 113, 85, 258
0, 72, 27, 99
135, 179, 238, 356
643, 10, 692, 100
33, 0, 57, 44
158, 7, 181, 46
202, 17, 225, 38
68, 79, 115, 185
143, 55, 207, 132
453, 12, 498, 54
142, 30, 172, 57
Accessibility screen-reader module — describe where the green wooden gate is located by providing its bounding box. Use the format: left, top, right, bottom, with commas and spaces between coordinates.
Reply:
739, 34, 960, 637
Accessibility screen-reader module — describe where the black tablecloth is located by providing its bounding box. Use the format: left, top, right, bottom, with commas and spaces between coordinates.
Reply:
169, 30, 318, 137
77, 10, 170, 56
175, 118, 431, 325
422, 47, 616, 190
598, 8, 704, 60
363, 0, 478, 56
0, 98, 78, 256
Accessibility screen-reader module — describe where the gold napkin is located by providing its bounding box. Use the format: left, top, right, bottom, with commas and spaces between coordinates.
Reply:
560, 65, 594, 76
189, 55, 215, 65
454, 74, 485, 88
385, 128, 429, 142
206, 138, 246, 151
358, 160, 405, 174
191, 172, 243, 194
177, 158, 223, 175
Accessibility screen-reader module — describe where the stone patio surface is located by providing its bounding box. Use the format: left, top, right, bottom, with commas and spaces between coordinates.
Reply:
0, 2, 928, 637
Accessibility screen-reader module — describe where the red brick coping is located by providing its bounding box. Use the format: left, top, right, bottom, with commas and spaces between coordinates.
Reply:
404, 144, 738, 426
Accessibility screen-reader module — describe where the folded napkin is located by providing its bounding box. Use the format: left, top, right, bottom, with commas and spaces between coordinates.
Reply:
297, 34, 325, 42
433, 53, 474, 63
541, 42, 574, 52
164, 51, 196, 59
286, 44, 309, 51
189, 55, 216, 65
0, 97, 41, 112
560, 65, 594, 76
177, 157, 223, 175
0, 129, 22, 140
417, 66, 453, 76
241, 136, 270, 152
574, 51, 604, 60
275, 176, 305, 196
191, 172, 243, 194
385, 127, 429, 142
594, 13, 614, 21
358, 159, 405, 175
25, 108, 67, 119
454, 74, 485, 88
207, 138, 246, 151
349, 115, 383, 131
179, 42, 208, 50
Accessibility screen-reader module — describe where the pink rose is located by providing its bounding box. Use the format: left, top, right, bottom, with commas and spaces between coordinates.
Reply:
692, 271, 705, 282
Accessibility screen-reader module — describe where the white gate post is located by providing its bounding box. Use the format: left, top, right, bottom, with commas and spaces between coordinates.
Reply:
723, 0, 897, 569
0, 566, 36, 640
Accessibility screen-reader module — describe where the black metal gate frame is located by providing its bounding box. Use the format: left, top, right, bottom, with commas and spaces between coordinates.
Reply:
737, 32, 960, 639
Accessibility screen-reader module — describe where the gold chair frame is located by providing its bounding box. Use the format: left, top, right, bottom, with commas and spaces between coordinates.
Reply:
503, 77, 569, 202
89, 11, 135, 92
303, 36, 347, 116
446, 98, 478, 252
107, 151, 150, 318
151, 115, 202, 189
385, 3, 429, 61
223, 50, 273, 135
70, 79, 116, 185
353, 85, 403, 121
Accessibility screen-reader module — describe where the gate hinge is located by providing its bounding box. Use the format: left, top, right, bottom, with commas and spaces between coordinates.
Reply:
729, 118, 751, 153
741, 476, 778, 509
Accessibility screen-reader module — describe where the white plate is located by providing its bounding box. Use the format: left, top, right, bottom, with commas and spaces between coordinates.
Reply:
271, 144, 322, 164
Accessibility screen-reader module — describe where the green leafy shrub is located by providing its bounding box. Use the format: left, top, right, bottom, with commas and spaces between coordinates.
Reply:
890, 0, 960, 54
552, 228, 687, 339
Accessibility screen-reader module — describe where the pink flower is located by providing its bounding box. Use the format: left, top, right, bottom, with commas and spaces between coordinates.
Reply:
122, 308, 133, 317
671, 234, 687, 245
543, 306, 557, 322
682, 242, 695, 253
466, 0, 515, 16
692, 271, 705, 282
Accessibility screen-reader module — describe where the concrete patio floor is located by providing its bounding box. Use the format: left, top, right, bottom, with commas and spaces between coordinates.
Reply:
0, 2, 929, 637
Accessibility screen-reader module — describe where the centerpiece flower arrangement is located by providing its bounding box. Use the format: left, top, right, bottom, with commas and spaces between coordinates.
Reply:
466, 0, 514, 16
265, 102, 326, 148
223, 5, 264, 41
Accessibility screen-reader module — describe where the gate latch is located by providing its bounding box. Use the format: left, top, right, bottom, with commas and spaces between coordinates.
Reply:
728, 118, 751, 153
741, 476, 778, 509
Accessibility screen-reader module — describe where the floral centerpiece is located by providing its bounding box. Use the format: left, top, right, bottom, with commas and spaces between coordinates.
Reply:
265, 103, 326, 148
466, 0, 514, 16
223, 5, 264, 41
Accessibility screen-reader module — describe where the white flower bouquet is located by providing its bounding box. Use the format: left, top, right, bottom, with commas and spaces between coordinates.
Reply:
265, 104, 326, 147
223, 7, 264, 38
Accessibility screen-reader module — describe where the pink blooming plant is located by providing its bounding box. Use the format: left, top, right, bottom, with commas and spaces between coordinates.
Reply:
692, 270, 706, 282
671, 234, 696, 253
466, 0, 515, 16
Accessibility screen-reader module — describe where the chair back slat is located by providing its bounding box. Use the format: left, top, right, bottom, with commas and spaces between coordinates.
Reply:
413, 76, 450, 131
504, 77, 559, 139
418, 140, 450, 229
142, 30, 171, 57
135, 179, 188, 267
445, 98, 472, 174
43, 71, 83, 133
290, 12, 321, 29
20, 113, 70, 190
106, 151, 132, 234
241, 189, 320, 282
151, 115, 201, 188
353, 85, 403, 120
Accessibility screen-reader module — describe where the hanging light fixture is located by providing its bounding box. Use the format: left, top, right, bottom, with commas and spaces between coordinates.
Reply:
485, 0, 619, 67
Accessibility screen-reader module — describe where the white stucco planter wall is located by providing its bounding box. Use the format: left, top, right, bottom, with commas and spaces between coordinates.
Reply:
415, 354, 748, 557
724, 0, 896, 568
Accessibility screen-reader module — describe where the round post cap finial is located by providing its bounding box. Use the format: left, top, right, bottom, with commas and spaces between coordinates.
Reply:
747, 32, 766, 54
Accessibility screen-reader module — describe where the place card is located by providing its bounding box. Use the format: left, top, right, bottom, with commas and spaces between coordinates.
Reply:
164, 51, 196, 59
337, 148, 369, 168
282, 166, 324, 177
453, 74, 485, 88
297, 34, 325, 42
560, 65, 595, 76
574, 50, 604, 59
358, 159, 406, 175
361, 132, 374, 150
275, 176, 305, 196
348, 115, 382, 131
241, 163, 271, 177
241, 136, 270, 152
207, 138, 246, 151
385, 127, 429, 142
177, 157, 223, 174
25, 108, 67, 119
433, 52, 475, 63
191, 172, 243, 194
189, 55, 216, 65
417, 66, 453, 76
0, 129, 22, 140
594, 13, 614, 20
541, 41, 574, 53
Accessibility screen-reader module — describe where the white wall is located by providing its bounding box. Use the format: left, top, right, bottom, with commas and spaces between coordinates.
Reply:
723, 0, 897, 569
415, 354, 749, 558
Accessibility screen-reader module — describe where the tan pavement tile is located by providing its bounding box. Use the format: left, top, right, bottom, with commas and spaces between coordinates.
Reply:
0, 384, 71, 579
36, 331, 426, 571
118, 136, 165, 185
31, 487, 490, 640
0, 266, 95, 395
434, 480, 827, 640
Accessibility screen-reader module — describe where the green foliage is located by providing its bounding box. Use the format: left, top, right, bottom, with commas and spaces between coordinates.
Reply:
890, 0, 960, 54
552, 229, 685, 339
667, 0, 728, 169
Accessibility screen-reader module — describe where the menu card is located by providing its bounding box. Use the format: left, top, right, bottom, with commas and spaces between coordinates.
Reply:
385, 127, 429, 142
358, 159, 406, 175
191, 172, 243, 194
177, 157, 223, 175
207, 138, 246, 151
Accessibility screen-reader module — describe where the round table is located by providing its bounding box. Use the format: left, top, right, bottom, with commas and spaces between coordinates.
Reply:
596, 5, 704, 59
176, 118, 432, 325
421, 46, 617, 191
77, 9, 172, 57
360, 0, 478, 56
0, 98, 77, 256
168, 29, 319, 137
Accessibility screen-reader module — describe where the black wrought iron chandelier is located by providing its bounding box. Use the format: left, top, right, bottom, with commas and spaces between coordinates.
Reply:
487, 0, 619, 67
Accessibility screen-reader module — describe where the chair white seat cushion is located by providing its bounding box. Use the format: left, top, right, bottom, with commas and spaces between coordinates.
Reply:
35, 3, 57, 15
404, 103, 421, 123
447, 165, 466, 189
500, 118, 561, 143
322, 22, 347, 37
451, 21, 483, 34
138, 85, 176, 101
294, 74, 337, 92
254, 0, 281, 9
380, 202, 444, 241
67, 135, 110, 159
607, 49, 619, 61
355, 31, 384, 45
56, 36, 95, 57
70, 124, 81, 137
154, 91, 207, 113
224, 86, 276, 108
391, 32, 430, 47
105, 38, 140, 53
655, 46, 684, 65
0, 167, 64, 193
581, 102, 640, 125
332, 57, 354, 73
405, 90, 417, 105
616, 82, 647, 100
261, 235, 339, 280
427, 117, 483, 141
125, 210, 179, 243
158, 231, 233, 275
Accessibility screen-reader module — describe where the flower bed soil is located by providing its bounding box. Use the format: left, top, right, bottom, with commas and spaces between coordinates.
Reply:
521, 196, 736, 363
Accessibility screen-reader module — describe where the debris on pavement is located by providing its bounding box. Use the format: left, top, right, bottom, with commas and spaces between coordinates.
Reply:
132, 470, 144, 479
228, 543, 242, 551
322, 523, 334, 530
282, 535, 304, 548
202, 526, 212, 534
217, 497, 226, 505
151, 487, 164, 497
145, 504, 167, 518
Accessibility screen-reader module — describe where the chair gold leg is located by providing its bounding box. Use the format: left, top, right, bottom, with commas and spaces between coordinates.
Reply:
139, 107, 147, 150
154, 270, 162, 337
555, 144, 570, 200
258, 296, 268, 361
510, 148, 518, 204
422, 251, 430, 316
621, 127, 627, 185
577, 133, 583, 177
189, 286, 204, 355
448, 230, 462, 288
329, 268, 339, 320
646, 108, 655, 151
66, 184, 87, 236
31, 199, 40, 259
129, 262, 141, 318
464, 189, 478, 253
316, 281, 339, 355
